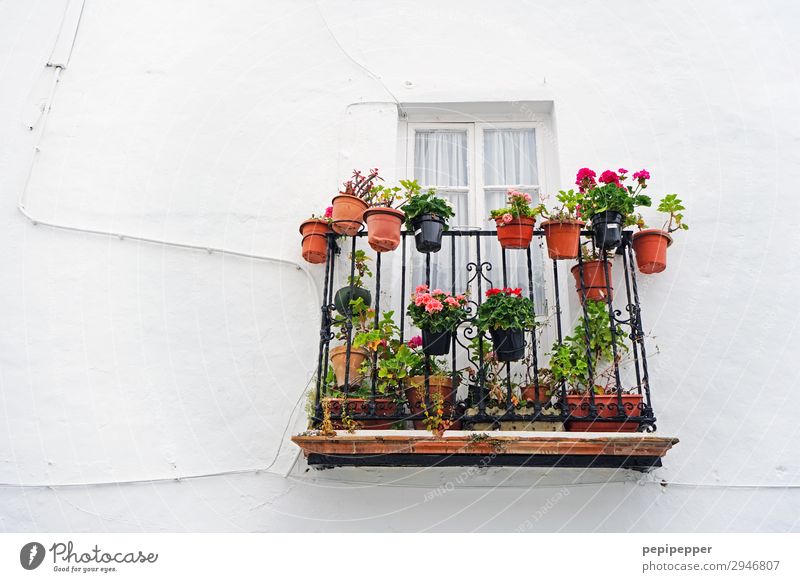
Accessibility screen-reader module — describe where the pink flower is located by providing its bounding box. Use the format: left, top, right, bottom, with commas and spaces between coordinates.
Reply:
414, 293, 431, 306
508, 189, 524, 199
425, 299, 444, 313
599, 170, 620, 185
502, 213, 513, 224
445, 296, 459, 307
575, 167, 597, 192
324, 206, 333, 218
523, 193, 532, 202
617, 168, 628, 175
633, 169, 650, 182
432, 289, 444, 295
415, 284, 429, 294
407, 335, 423, 349
456, 294, 466, 301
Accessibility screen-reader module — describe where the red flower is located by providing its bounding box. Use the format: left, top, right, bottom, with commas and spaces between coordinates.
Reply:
486, 288, 502, 297
599, 170, 620, 186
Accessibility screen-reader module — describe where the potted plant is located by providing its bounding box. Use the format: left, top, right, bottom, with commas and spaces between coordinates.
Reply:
548, 300, 641, 431
476, 287, 535, 361
570, 245, 613, 302
520, 367, 554, 403
401, 181, 456, 253
362, 180, 407, 253
406, 285, 468, 355
577, 167, 652, 249
631, 193, 688, 274
331, 168, 381, 236
403, 338, 459, 430
298, 207, 332, 264
537, 189, 586, 259
328, 297, 372, 387
333, 250, 372, 313
489, 189, 537, 249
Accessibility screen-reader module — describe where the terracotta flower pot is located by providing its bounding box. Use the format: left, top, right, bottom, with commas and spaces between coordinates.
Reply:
329, 345, 369, 387
331, 194, 369, 236
571, 260, 613, 302
363, 207, 404, 252
565, 393, 643, 432
541, 219, 585, 260
632, 229, 673, 274
326, 398, 399, 430
521, 384, 551, 402
299, 219, 331, 264
495, 216, 535, 249
406, 375, 461, 430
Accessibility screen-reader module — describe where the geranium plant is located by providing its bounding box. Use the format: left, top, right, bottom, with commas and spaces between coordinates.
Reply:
402, 181, 456, 253
407, 285, 468, 355
536, 189, 586, 260
630, 193, 688, 274
476, 287, 535, 362
488, 189, 538, 249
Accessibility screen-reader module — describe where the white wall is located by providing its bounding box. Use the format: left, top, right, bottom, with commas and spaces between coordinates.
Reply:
1, 0, 799, 532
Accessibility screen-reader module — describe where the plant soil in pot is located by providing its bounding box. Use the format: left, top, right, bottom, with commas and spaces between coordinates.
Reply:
331, 194, 368, 236
571, 260, 613, 302
329, 345, 368, 387
541, 219, 584, 260
327, 398, 399, 430
565, 393, 643, 432
411, 214, 445, 253
590, 210, 623, 249
333, 286, 372, 313
363, 207, 404, 252
421, 328, 451, 355
495, 217, 535, 249
489, 328, 526, 361
406, 375, 460, 430
299, 219, 331, 264
632, 229, 673, 274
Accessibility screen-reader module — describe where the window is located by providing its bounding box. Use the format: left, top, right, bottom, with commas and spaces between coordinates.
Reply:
407, 121, 547, 312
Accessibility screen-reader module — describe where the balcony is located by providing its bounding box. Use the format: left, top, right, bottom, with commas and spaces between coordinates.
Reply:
293, 227, 678, 472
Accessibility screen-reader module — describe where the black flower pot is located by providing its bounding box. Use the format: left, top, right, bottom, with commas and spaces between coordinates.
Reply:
422, 328, 452, 356
489, 328, 525, 362
411, 214, 445, 253
333, 286, 372, 313
591, 210, 623, 250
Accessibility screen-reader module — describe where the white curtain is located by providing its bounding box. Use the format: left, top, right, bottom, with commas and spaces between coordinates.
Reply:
483, 128, 538, 186
414, 130, 469, 187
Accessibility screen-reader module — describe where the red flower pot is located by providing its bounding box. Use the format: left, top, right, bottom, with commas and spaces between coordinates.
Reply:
406, 375, 461, 430
495, 217, 535, 249
565, 393, 643, 432
363, 207, 404, 252
331, 194, 368, 236
521, 384, 551, 403
299, 219, 331, 264
571, 260, 613, 302
326, 398, 399, 430
541, 219, 585, 260
632, 229, 673, 274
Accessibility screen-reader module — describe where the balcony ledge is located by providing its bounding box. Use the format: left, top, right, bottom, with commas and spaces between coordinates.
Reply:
292, 430, 679, 473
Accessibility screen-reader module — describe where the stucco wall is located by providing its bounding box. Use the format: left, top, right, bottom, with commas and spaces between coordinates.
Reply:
1, 0, 799, 532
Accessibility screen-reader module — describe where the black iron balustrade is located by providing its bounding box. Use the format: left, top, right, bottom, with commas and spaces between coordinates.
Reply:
311, 226, 657, 432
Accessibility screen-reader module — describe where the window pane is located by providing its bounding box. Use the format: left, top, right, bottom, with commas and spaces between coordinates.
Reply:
483, 128, 538, 186
414, 130, 469, 187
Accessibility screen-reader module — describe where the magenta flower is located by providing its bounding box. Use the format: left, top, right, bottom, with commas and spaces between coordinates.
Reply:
618, 168, 628, 175
407, 335, 423, 349
575, 167, 597, 192
324, 206, 333, 218
633, 169, 650, 182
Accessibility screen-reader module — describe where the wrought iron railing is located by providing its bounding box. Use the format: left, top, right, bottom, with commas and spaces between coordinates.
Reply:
311, 227, 656, 432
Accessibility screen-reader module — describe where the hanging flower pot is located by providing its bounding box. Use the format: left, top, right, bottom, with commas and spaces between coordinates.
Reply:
571, 260, 613, 302
331, 194, 369, 236
565, 393, 643, 432
363, 207, 404, 252
541, 219, 585, 260
632, 229, 673, 274
326, 398, 399, 430
488, 327, 526, 361
411, 214, 445, 253
333, 286, 372, 313
329, 345, 369, 387
590, 210, 623, 250
495, 217, 535, 249
298, 219, 331, 264
421, 328, 452, 356
406, 375, 460, 430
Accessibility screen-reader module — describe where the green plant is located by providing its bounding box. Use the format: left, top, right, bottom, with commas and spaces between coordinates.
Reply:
346, 250, 372, 288
341, 168, 382, 199
538, 189, 585, 221
406, 285, 468, 333
489, 189, 537, 223
421, 391, 453, 436
656, 194, 688, 233
332, 296, 373, 341
402, 183, 456, 230
576, 168, 651, 222
476, 287, 535, 331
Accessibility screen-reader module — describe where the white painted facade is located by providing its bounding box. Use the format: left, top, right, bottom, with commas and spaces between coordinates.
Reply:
1, 0, 799, 532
